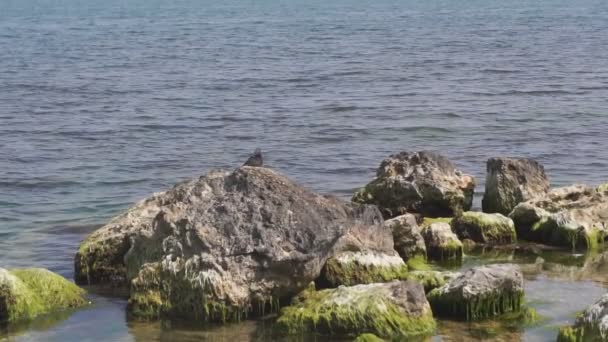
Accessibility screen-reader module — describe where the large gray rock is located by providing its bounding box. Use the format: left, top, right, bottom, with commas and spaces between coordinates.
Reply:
482, 157, 550, 215
421, 222, 463, 261
557, 293, 608, 341
427, 264, 524, 321
510, 184, 608, 250
384, 214, 426, 262
75, 166, 393, 322
353, 151, 476, 218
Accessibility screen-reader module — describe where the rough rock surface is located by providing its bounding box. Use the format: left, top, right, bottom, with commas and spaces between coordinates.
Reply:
75, 166, 393, 322
421, 222, 463, 261
276, 280, 436, 339
510, 184, 608, 250
352, 151, 475, 218
384, 214, 426, 261
318, 251, 408, 288
451, 212, 517, 245
427, 264, 524, 321
482, 157, 550, 215
557, 293, 608, 342
406, 270, 460, 293
0, 268, 86, 323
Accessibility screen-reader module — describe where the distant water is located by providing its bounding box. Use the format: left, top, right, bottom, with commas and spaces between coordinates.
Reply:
1, 0, 608, 340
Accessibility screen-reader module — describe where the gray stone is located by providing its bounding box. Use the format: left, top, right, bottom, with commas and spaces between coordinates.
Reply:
75, 166, 393, 322
353, 151, 475, 218
384, 214, 427, 262
482, 157, 550, 215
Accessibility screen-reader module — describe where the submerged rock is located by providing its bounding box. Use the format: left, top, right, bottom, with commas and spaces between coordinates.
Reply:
0, 268, 86, 324
451, 212, 517, 245
384, 214, 426, 261
276, 281, 436, 339
482, 157, 550, 215
318, 251, 408, 288
352, 151, 475, 218
421, 222, 463, 261
557, 293, 608, 342
510, 185, 608, 250
427, 264, 524, 321
76, 166, 393, 323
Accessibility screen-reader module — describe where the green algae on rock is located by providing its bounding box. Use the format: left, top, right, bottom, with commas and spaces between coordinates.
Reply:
510, 185, 608, 251
420, 217, 453, 229
0, 268, 87, 324
276, 280, 436, 339
354, 333, 385, 342
451, 212, 517, 245
556, 293, 608, 342
352, 151, 475, 218
422, 222, 463, 261
427, 264, 524, 321
318, 251, 408, 287
405, 270, 460, 293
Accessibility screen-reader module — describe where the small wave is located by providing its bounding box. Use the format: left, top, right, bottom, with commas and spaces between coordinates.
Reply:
480, 68, 520, 74
397, 126, 453, 133
0, 180, 82, 190
323, 105, 359, 113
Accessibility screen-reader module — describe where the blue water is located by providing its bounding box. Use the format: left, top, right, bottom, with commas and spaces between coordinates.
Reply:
2, 0, 608, 340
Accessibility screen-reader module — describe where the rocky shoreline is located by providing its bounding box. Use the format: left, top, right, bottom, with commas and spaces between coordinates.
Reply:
2, 151, 607, 341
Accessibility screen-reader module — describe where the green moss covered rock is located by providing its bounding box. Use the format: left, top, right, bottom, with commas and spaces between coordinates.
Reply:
427, 264, 524, 321
510, 185, 608, 250
405, 270, 460, 293
556, 293, 608, 342
354, 333, 385, 342
451, 212, 516, 245
276, 280, 436, 339
352, 151, 475, 218
318, 251, 408, 287
421, 222, 463, 261
0, 268, 87, 324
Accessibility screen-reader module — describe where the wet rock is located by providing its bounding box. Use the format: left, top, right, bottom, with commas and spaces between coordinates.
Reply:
427, 264, 524, 321
354, 333, 384, 342
276, 281, 435, 339
405, 270, 460, 293
451, 211, 517, 245
384, 214, 426, 261
76, 166, 393, 323
421, 222, 463, 261
557, 293, 608, 342
0, 268, 87, 324
510, 184, 608, 250
352, 151, 475, 218
482, 157, 550, 215
318, 251, 408, 288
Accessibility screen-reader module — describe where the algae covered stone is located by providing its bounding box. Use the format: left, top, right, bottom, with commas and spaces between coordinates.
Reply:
354, 333, 385, 342
427, 264, 524, 321
384, 214, 427, 261
276, 280, 436, 339
318, 251, 408, 287
451, 212, 516, 245
352, 151, 475, 218
510, 185, 608, 250
0, 268, 87, 323
422, 222, 463, 261
406, 270, 460, 293
556, 293, 608, 342
78, 166, 395, 323
482, 157, 550, 215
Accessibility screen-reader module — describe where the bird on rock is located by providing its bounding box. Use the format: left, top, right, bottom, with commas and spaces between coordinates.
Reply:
243, 148, 263, 167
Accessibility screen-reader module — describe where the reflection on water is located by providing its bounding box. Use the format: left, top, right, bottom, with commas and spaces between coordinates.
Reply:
4, 247, 608, 342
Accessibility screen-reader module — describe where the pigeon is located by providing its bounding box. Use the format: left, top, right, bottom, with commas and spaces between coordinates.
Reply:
243, 148, 263, 167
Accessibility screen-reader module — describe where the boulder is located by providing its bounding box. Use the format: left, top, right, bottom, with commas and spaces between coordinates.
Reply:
451, 212, 517, 245
318, 251, 408, 288
276, 281, 436, 339
352, 151, 475, 218
0, 268, 87, 323
427, 264, 524, 321
557, 293, 608, 342
75, 166, 394, 323
421, 223, 463, 261
510, 185, 608, 250
482, 157, 550, 215
384, 214, 426, 261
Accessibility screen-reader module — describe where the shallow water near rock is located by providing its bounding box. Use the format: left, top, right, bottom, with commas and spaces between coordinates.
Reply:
2, 0, 608, 340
